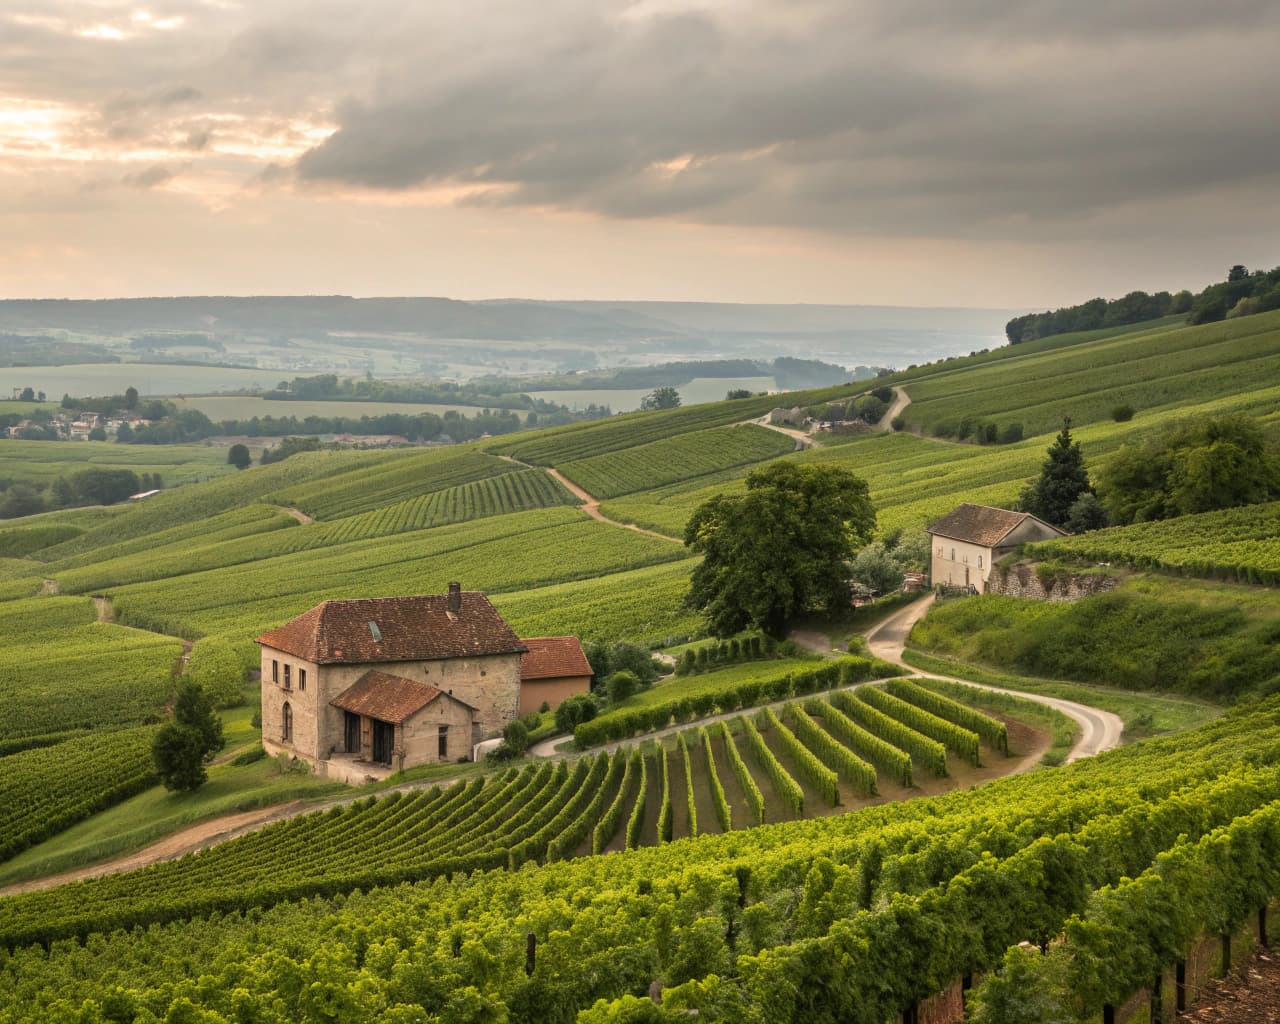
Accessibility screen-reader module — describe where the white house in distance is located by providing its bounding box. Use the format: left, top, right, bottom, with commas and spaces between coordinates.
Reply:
926, 504, 1068, 590
255, 583, 591, 783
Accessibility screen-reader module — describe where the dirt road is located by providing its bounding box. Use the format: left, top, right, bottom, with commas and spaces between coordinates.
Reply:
865, 594, 1124, 762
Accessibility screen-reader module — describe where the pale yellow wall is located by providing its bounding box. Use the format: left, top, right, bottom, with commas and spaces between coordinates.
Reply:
519, 676, 592, 716
259, 646, 322, 761
399, 697, 475, 767
929, 536, 994, 588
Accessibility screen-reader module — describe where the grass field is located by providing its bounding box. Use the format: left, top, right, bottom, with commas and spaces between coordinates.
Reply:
172, 395, 492, 420
0, 438, 235, 487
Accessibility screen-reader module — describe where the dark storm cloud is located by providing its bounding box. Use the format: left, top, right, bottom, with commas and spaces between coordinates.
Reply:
292, 0, 1280, 239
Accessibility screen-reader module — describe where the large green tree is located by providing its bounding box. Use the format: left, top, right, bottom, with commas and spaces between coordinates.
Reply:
1019, 418, 1092, 528
152, 681, 225, 791
683, 462, 876, 637
641, 386, 681, 410
1098, 414, 1278, 523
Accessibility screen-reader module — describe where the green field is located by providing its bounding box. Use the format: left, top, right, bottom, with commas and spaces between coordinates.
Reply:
172, 394, 492, 420
0, 438, 234, 487
2, 697, 1278, 1022
886, 309, 1280, 438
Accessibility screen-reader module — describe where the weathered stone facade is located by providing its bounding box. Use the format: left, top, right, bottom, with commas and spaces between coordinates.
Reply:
259, 645, 521, 767
985, 561, 1120, 602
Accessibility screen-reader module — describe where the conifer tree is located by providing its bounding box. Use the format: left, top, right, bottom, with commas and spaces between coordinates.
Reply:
1019, 417, 1092, 528
152, 681, 225, 791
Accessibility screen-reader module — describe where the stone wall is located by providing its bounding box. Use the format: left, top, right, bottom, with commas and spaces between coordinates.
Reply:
985, 561, 1120, 602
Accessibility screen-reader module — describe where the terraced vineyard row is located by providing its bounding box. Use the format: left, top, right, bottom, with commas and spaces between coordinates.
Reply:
0, 681, 1013, 948
489, 382, 856, 466
1029, 499, 1280, 585
108, 508, 687, 650
322, 469, 579, 542
0, 727, 157, 862
5, 698, 1280, 1024
891, 308, 1280, 437
0, 597, 182, 742
557, 425, 795, 499
270, 449, 519, 520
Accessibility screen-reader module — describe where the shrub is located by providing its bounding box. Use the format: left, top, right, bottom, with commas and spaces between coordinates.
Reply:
606, 670, 640, 705
502, 719, 530, 754
890, 416, 907, 432
998, 423, 1024, 444
1111, 404, 1135, 422
555, 693, 597, 733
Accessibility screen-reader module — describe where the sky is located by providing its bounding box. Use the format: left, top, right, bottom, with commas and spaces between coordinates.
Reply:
2, 0, 1278, 308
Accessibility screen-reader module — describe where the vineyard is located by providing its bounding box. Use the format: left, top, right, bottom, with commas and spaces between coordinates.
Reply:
107, 507, 688, 651
886, 308, 1280, 438
0, 727, 157, 862
270, 449, 523, 520
0, 679, 1018, 949
1029, 499, 1280, 585
0, 597, 182, 742
556, 425, 795, 500
3, 698, 1280, 1023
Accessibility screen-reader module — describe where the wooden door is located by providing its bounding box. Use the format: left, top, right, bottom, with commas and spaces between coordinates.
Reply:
372, 720, 394, 765
344, 711, 361, 754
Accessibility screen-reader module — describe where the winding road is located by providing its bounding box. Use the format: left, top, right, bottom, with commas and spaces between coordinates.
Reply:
865, 594, 1124, 762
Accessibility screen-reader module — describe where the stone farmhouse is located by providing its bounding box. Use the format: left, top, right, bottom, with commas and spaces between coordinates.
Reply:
926, 503, 1068, 591
256, 583, 591, 781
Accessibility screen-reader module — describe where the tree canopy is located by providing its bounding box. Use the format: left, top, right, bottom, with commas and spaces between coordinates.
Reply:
641, 386, 681, 410
683, 462, 876, 637
152, 681, 225, 791
1098, 414, 1279, 524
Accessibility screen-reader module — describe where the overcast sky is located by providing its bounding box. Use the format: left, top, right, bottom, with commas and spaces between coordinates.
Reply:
2, 0, 1278, 307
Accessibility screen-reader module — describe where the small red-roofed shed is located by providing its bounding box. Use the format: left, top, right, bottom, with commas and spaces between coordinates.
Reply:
518, 636, 593, 716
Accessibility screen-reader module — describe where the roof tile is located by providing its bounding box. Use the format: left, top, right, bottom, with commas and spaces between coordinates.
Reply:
520, 636, 593, 681
330, 669, 473, 723
926, 503, 1058, 547
257, 592, 527, 664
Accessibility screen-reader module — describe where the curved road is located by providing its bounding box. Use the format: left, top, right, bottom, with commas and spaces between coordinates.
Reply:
875, 386, 911, 430
865, 594, 1124, 762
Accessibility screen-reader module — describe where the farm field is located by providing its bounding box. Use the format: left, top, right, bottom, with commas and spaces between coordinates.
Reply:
0, 438, 234, 487
885, 309, 1280, 437
1029, 499, 1280, 585
600, 380, 1280, 537
3, 694, 1279, 1023
0, 362, 291, 398
0, 679, 1030, 948
172, 395, 492, 421
106, 507, 688, 653
0, 596, 182, 743
527, 375, 777, 413
557, 424, 795, 499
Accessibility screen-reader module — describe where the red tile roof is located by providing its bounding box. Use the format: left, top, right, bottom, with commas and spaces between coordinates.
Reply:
520, 636, 593, 681
926, 503, 1065, 547
329, 669, 474, 723
256, 592, 527, 664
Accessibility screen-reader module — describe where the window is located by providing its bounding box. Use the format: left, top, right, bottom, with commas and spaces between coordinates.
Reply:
438, 725, 449, 758
282, 702, 292, 742
272, 660, 279, 683
936, 546, 943, 558
299, 668, 307, 691
950, 548, 956, 561
978, 554, 984, 568
283, 664, 291, 690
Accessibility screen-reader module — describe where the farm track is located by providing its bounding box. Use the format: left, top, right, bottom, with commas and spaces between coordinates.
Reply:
875, 386, 911, 430
497, 455, 682, 542
279, 506, 315, 525
866, 593, 1124, 762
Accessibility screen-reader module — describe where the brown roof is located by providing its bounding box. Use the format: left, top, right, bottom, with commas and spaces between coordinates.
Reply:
256, 592, 527, 664
329, 669, 473, 724
926, 503, 1064, 547
520, 636, 593, 681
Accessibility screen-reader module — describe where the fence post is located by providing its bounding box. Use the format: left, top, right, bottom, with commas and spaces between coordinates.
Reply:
1175, 960, 1186, 1012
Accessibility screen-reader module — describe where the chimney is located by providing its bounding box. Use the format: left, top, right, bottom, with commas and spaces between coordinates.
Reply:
447, 582, 462, 614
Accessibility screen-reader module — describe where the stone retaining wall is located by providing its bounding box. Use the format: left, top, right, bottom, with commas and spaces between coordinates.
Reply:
986, 561, 1119, 602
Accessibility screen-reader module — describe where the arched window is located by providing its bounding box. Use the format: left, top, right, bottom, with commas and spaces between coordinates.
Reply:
978, 554, 984, 568
282, 701, 293, 742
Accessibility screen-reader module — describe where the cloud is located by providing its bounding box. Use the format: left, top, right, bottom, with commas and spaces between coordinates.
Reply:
122, 163, 177, 188
289, 0, 1280, 241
